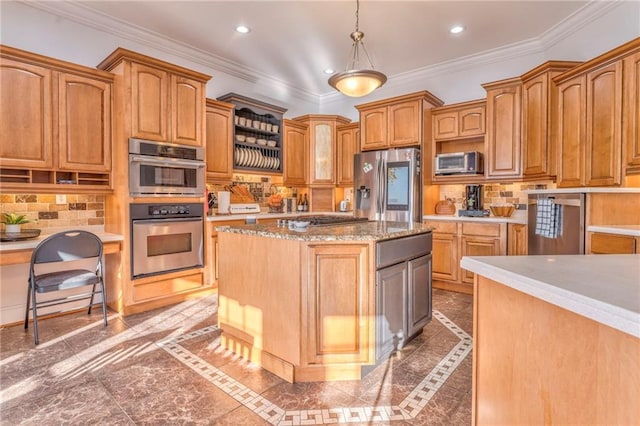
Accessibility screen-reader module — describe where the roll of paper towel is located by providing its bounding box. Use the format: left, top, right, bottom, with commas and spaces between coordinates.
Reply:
217, 191, 230, 214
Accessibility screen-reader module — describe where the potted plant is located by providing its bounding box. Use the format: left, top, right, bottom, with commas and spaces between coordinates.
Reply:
1, 213, 29, 233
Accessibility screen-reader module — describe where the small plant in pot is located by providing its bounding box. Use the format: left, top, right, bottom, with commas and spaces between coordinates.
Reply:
1, 213, 29, 233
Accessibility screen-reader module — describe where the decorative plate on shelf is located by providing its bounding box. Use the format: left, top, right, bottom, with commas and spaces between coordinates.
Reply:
0, 229, 42, 242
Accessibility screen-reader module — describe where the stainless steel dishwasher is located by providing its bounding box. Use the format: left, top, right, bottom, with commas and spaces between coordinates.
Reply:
527, 192, 585, 255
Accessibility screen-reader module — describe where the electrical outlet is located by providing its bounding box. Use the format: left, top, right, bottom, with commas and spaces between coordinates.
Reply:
56, 194, 67, 205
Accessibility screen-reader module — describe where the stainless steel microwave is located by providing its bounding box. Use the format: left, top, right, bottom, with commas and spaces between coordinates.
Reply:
434, 151, 483, 175
129, 138, 205, 196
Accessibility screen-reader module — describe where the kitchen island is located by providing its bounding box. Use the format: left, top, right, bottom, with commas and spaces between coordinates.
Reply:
461, 254, 640, 425
216, 221, 433, 382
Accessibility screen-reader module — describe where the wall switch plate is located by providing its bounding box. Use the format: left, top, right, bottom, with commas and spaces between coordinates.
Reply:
56, 194, 67, 205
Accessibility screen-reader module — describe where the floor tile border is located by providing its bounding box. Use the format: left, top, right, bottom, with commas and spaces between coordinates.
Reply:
157, 311, 472, 425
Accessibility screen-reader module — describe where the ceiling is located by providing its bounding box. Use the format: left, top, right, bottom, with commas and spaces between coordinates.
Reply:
52, 1, 592, 97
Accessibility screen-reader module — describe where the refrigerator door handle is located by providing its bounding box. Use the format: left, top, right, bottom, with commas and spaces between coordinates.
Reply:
377, 159, 384, 215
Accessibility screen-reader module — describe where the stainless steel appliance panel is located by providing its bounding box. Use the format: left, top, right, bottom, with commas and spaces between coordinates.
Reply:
354, 148, 421, 223
527, 193, 585, 255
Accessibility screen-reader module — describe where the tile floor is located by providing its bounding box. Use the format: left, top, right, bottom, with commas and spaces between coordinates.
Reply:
0, 289, 473, 425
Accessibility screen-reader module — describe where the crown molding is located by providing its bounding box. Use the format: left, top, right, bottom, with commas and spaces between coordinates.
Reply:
23, 1, 321, 104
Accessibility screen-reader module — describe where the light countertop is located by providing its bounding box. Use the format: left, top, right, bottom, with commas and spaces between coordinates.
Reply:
423, 210, 527, 224
216, 221, 432, 242
207, 211, 352, 222
0, 226, 124, 252
460, 254, 640, 338
587, 225, 640, 237
526, 187, 640, 194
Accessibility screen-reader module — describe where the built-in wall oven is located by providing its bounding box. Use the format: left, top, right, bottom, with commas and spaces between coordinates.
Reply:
129, 138, 205, 196
130, 203, 204, 279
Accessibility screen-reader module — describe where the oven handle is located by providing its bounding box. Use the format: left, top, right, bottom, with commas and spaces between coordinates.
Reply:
130, 155, 206, 168
132, 217, 203, 225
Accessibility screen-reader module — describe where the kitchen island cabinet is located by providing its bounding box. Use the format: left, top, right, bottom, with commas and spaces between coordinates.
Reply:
461, 255, 639, 425
216, 221, 433, 382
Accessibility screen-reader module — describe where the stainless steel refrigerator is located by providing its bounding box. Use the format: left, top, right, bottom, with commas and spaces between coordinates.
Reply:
353, 148, 422, 222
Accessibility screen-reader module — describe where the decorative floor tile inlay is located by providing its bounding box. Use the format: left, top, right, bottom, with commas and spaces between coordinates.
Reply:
157, 310, 472, 425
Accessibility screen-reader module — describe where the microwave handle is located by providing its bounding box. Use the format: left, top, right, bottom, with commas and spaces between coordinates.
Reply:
130, 155, 206, 168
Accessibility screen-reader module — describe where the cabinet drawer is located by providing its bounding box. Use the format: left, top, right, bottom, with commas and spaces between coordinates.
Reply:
590, 232, 636, 254
423, 220, 457, 234
377, 233, 432, 269
133, 271, 204, 302
461, 222, 502, 237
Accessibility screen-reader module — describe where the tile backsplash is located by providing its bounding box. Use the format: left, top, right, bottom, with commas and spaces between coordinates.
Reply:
436, 181, 555, 211
0, 194, 105, 230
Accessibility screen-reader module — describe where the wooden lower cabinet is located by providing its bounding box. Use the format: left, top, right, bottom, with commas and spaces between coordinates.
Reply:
424, 220, 508, 294
507, 223, 528, 255
587, 232, 638, 254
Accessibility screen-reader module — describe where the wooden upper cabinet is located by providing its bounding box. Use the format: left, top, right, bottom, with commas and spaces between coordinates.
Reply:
171, 75, 205, 146
98, 47, 211, 147
585, 61, 622, 186
359, 106, 387, 150
283, 119, 308, 186
205, 99, 234, 181
131, 62, 169, 142
623, 49, 640, 174
357, 91, 443, 151
388, 100, 422, 147
556, 75, 586, 187
521, 61, 581, 180
57, 72, 111, 172
483, 78, 522, 179
0, 57, 53, 169
336, 122, 360, 186
432, 99, 486, 141
293, 115, 350, 185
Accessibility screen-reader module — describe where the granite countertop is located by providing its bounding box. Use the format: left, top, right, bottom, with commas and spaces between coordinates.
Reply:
206, 211, 353, 222
216, 221, 433, 242
0, 226, 124, 252
460, 254, 640, 338
423, 210, 527, 225
587, 225, 640, 237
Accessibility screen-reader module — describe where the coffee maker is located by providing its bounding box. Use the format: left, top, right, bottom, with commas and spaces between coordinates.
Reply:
460, 184, 487, 217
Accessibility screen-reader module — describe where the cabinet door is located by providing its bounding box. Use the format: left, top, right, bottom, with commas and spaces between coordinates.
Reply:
360, 106, 387, 150
522, 73, 550, 177
171, 74, 205, 146
388, 100, 422, 147
507, 223, 528, 256
306, 244, 371, 365
309, 121, 335, 184
57, 73, 112, 172
460, 236, 501, 284
376, 262, 407, 362
585, 62, 622, 186
205, 101, 234, 181
407, 254, 432, 337
459, 106, 486, 137
623, 51, 640, 173
433, 111, 458, 140
589, 232, 636, 254
336, 126, 359, 186
557, 75, 586, 187
283, 120, 307, 186
432, 233, 458, 282
486, 83, 522, 178
131, 62, 169, 142
0, 58, 53, 168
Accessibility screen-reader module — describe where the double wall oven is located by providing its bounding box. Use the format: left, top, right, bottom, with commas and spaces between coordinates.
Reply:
128, 138, 206, 279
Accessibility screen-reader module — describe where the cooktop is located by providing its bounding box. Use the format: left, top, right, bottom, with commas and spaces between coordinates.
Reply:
294, 215, 369, 226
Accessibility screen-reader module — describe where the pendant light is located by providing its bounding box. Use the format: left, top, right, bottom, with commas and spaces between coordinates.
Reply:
328, 0, 387, 97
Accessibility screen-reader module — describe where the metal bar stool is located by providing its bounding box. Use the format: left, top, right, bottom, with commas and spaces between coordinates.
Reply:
24, 230, 108, 344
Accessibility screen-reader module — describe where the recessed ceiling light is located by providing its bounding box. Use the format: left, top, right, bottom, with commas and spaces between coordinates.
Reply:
324, 68, 335, 75
235, 25, 251, 34
450, 25, 465, 34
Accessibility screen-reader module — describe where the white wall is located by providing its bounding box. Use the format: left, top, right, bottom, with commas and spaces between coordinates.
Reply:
1, 1, 638, 121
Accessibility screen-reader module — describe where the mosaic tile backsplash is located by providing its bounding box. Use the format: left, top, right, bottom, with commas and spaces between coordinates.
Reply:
436, 181, 555, 212
0, 194, 105, 230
